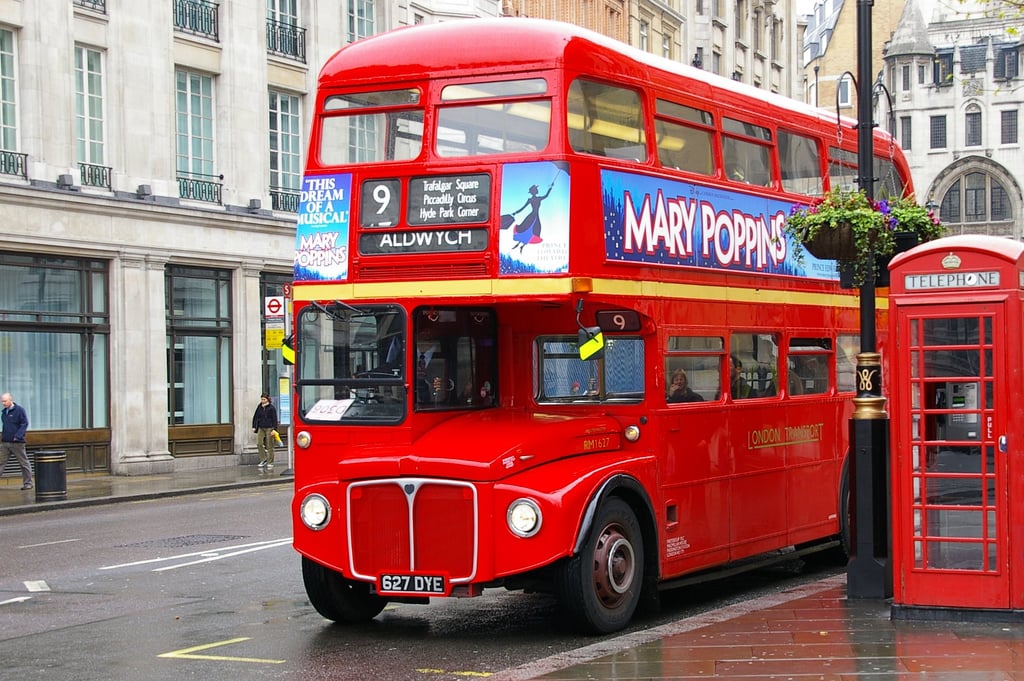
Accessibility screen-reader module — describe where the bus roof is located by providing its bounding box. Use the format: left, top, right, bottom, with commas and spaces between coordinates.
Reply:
318, 17, 881, 144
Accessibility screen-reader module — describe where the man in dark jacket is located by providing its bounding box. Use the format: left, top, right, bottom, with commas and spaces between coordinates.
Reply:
1, 393, 31, 489
252, 392, 279, 471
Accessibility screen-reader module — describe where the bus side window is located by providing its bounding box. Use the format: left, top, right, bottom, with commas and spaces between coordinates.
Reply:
567, 79, 647, 161
778, 130, 823, 197
722, 117, 773, 187
788, 337, 833, 396
728, 333, 779, 399
666, 335, 723, 403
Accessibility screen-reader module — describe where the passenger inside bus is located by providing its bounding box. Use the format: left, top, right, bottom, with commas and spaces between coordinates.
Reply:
667, 368, 704, 403
730, 354, 753, 399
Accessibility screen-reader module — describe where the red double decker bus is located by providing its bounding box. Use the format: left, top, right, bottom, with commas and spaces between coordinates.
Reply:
290, 18, 911, 633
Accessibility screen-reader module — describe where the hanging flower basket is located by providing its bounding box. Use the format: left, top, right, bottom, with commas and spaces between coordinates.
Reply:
801, 222, 867, 262
783, 188, 945, 286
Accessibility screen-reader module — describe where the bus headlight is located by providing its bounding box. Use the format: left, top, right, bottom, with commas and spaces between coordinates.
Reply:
296, 430, 312, 449
624, 425, 641, 442
507, 498, 542, 537
300, 494, 331, 530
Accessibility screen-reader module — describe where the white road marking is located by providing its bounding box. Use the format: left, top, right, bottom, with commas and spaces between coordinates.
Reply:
0, 596, 32, 606
18, 538, 83, 549
99, 538, 291, 572
23, 580, 50, 592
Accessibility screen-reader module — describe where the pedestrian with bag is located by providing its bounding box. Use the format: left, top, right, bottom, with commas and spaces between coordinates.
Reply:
1, 392, 32, 489
252, 392, 278, 471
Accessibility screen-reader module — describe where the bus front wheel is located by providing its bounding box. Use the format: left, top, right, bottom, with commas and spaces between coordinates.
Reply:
302, 556, 388, 623
556, 497, 644, 634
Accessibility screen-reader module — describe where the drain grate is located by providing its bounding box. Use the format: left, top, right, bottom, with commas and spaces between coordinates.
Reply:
117, 534, 248, 549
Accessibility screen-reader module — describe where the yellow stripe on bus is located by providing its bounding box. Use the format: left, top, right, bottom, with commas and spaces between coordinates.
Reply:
292, 277, 888, 310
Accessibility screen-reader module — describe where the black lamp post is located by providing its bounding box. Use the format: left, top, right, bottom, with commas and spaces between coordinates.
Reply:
846, 0, 893, 599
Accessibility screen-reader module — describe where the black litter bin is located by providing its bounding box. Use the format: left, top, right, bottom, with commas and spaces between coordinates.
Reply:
34, 450, 67, 502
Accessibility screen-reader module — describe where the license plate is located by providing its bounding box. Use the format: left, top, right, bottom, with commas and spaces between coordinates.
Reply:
378, 573, 447, 595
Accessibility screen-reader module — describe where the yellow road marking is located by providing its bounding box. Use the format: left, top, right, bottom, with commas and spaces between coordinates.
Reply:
416, 669, 492, 677
158, 637, 285, 664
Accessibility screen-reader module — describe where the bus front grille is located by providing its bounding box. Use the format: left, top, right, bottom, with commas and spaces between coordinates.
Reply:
347, 478, 478, 584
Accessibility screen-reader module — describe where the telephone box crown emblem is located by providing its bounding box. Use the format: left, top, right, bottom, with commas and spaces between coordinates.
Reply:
941, 252, 961, 269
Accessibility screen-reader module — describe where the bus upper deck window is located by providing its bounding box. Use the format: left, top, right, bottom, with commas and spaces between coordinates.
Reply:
319, 89, 423, 165
435, 79, 551, 158
722, 117, 773, 187
654, 100, 715, 175
567, 79, 647, 161
778, 130, 823, 197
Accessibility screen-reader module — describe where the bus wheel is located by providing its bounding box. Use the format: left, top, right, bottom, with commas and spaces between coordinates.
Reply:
556, 497, 644, 634
302, 556, 388, 623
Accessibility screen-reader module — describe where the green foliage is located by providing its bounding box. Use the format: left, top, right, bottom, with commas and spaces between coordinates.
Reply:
784, 188, 946, 286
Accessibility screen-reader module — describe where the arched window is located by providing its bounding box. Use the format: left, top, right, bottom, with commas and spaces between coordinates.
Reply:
939, 171, 1013, 230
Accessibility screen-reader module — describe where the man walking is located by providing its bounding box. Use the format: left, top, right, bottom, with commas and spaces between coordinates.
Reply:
252, 392, 279, 471
1, 393, 31, 490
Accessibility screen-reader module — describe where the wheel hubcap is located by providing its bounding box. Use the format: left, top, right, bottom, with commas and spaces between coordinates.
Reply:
592, 523, 636, 608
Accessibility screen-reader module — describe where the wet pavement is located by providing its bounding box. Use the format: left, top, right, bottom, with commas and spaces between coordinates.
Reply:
0, 464, 291, 516
4, 465, 1024, 679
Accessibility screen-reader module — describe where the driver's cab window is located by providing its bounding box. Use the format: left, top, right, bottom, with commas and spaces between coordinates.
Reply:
537, 335, 644, 403
413, 308, 497, 410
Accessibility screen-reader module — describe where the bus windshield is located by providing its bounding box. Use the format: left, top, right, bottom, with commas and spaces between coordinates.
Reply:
296, 303, 406, 423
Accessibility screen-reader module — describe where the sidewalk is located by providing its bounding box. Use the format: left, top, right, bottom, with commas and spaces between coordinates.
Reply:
0, 464, 291, 516
497, 574, 1024, 680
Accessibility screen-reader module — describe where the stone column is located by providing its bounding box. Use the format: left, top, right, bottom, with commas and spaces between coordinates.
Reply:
235, 262, 266, 464
111, 253, 174, 475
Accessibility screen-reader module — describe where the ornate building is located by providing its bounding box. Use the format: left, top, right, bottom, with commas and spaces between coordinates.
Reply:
882, 0, 1021, 237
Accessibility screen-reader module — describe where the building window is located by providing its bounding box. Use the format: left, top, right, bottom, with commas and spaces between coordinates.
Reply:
900, 116, 912, 150
266, 0, 305, 62
639, 20, 648, 51
735, 0, 746, 40
74, 45, 105, 166
0, 28, 15, 151
166, 266, 232, 426
348, 0, 375, 42
940, 172, 1015, 227
918, 64, 926, 84
934, 51, 953, 86
269, 90, 301, 210
752, 11, 762, 52
837, 74, 852, 108
0, 254, 109, 430
930, 115, 946, 149
175, 69, 214, 178
1001, 109, 1018, 144
965, 105, 982, 146
662, 33, 671, 59
696, 0, 704, 15
901, 64, 911, 91
995, 46, 1020, 80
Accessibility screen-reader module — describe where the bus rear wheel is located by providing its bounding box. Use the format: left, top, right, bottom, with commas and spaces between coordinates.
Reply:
302, 556, 388, 623
556, 497, 644, 634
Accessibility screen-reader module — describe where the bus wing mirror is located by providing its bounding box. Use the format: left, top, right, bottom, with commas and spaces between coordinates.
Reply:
578, 327, 604, 360
282, 334, 295, 365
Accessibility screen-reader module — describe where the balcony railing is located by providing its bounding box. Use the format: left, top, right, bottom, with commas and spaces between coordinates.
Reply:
270, 186, 300, 212
74, 0, 106, 12
177, 171, 223, 204
173, 0, 220, 41
0, 151, 28, 179
267, 19, 306, 63
79, 162, 112, 189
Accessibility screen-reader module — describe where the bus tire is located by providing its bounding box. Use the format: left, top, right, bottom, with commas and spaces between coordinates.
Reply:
556, 497, 644, 634
302, 556, 388, 623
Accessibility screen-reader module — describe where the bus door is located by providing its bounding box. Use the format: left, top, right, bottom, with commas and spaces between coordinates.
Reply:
893, 303, 1008, 608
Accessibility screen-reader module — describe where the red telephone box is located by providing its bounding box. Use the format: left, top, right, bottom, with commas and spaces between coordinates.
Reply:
889, 235, 1024, 616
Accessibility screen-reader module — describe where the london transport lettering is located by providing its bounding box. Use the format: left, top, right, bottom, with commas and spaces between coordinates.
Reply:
746, 422, 824, 449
